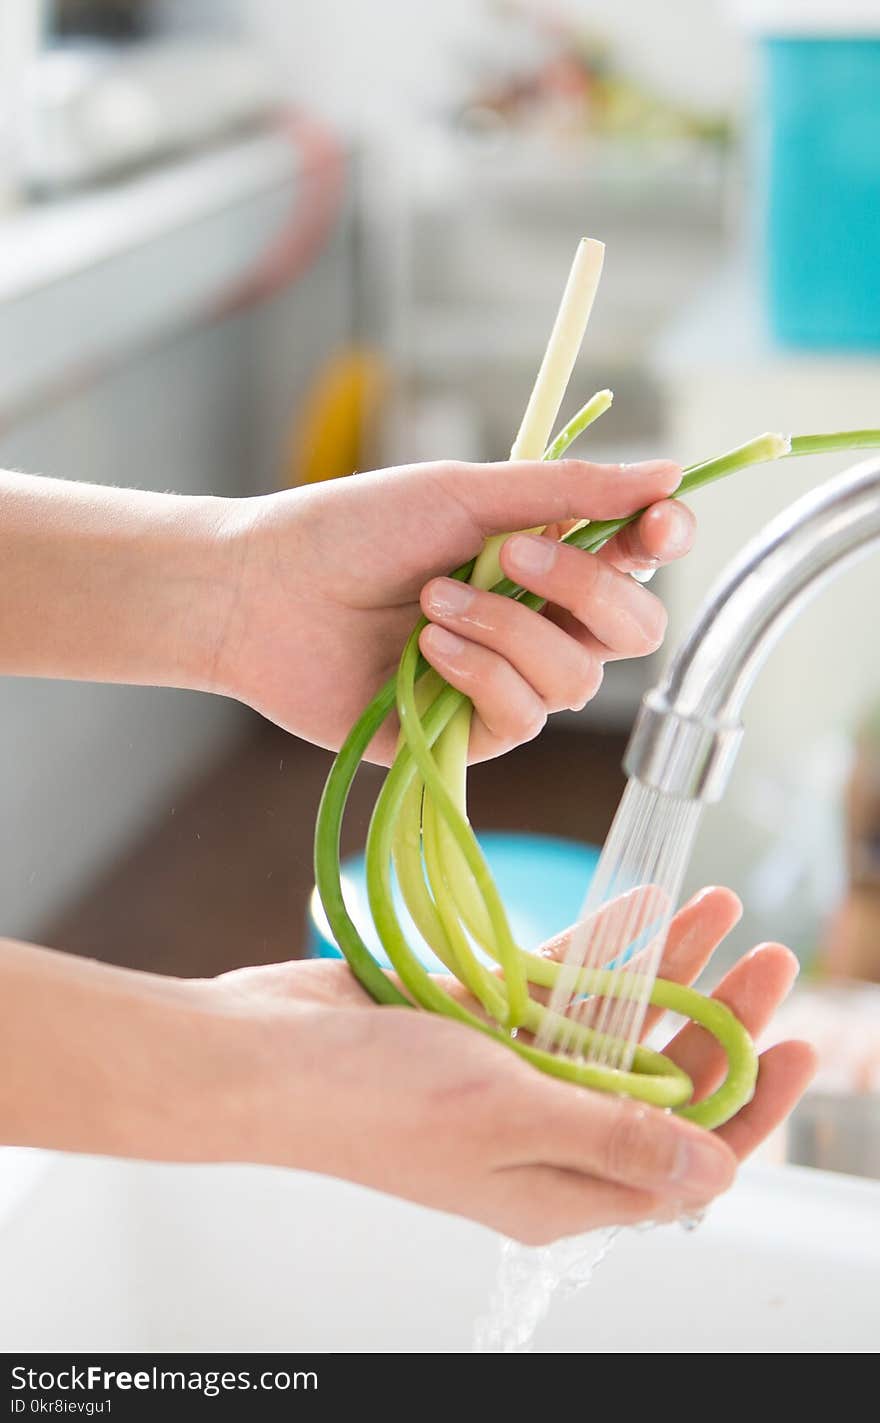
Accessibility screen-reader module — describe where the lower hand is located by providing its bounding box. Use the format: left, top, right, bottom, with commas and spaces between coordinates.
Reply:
213, 887, 815, 1243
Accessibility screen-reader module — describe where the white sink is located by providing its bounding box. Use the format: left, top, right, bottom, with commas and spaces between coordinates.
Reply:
0, 1151, 877, 1353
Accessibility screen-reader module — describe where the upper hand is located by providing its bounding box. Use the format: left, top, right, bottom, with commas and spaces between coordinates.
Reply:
214, 458, 693, 760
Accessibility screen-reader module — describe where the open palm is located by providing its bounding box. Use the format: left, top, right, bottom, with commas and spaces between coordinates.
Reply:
217, 887, 814, 1243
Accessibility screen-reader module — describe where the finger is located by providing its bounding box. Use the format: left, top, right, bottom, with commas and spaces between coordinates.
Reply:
421, 577, 603, 713
664, 943, 800, 1101
419, 623, 546, 758
499, 535, 667, 659
482, 1164, 665, 1245
598, 499, 695, 575
518, 1073, 735, 1201
439, 458, 682, 536
716, 1040, 818, 1161
639, 887, 743, 1038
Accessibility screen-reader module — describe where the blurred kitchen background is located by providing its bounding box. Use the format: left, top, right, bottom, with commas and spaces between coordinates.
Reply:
1, 1, 878, 1174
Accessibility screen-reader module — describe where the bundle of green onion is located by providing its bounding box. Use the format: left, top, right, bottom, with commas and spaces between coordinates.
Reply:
314, 239, 880, 1130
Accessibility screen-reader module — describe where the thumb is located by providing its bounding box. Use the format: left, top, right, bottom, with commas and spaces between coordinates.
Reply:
436, 458, 682, 539
524, 1075, 736, 1200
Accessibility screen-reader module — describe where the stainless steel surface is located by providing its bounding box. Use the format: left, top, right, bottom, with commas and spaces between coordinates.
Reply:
625, 455, 880, 800
788, 1093, 880, 1181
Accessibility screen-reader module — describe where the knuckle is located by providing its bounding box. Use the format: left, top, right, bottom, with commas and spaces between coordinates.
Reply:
615, 522, 641, 562
578, 547, 605, 589
640, 595, 668, 652
437, 459, 472, 484
603, 1104, 678, 1187
520, 701, 548, 743
488, 677, 546, 745
567, 652, 603, 710
570, 554, 606, 618
553, 458, 586, 486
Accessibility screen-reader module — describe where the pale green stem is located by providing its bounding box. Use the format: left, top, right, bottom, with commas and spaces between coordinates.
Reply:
421, 790, 509, 1019
471, 237, 605, 591
397, 629, 531, 1028
542, 388, 613, 462
421, 390, 618, 974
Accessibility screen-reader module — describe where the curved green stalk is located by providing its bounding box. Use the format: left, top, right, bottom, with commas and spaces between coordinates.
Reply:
648, 978, 759, 1130
391, 775, 462, 969
315, 660, 752, 1121
314, 426, 880, 1133
364, 695, 693, 1106
390, 669, 458, 961
386, 728, 702, 1083
313, 675, 411, 1007
422, 701, 495, 949
396, 624, 531, 1029
421, 788, 510, 1020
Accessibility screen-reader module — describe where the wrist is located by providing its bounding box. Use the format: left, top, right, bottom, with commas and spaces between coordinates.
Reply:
108, 972, 274, 1166
155, 492, 247, 696
79, 969, 270, 1167
195, 485, 311, 710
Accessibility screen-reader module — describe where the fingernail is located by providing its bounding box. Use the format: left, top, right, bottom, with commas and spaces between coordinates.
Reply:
425, 577, 475, 618
675, 1136, 733, 1196
423, 624, 468, 665
506, 534, 556, 578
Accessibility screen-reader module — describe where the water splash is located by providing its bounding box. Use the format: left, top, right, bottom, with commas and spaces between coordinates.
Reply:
535, 780, 703, 1071
473, 1229, 619, 1353
474, 1204, 709, 1352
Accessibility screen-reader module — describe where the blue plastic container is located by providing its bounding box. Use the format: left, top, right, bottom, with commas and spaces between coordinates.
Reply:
307, 831, 600, 971
761, 37, 880, 348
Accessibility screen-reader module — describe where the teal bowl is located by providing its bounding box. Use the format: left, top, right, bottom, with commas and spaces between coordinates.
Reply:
307, 831, 601, 972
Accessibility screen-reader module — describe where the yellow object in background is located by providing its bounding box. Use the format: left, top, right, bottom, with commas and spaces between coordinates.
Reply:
286, 347, 389, 487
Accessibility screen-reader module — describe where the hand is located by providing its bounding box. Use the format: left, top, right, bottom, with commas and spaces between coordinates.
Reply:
214, 887, 815, 1243
216, 458, 694, 761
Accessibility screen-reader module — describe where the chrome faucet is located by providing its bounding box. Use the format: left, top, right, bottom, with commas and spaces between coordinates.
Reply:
625, 455, 880, 802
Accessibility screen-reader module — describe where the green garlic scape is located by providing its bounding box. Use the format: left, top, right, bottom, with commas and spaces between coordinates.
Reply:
313, 240, 880, 1130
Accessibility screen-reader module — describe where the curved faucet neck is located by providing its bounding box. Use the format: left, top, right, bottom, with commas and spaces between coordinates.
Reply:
625, 455, 880, 802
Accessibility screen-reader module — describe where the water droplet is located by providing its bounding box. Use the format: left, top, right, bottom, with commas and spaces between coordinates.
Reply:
679, 1207, 707, 1233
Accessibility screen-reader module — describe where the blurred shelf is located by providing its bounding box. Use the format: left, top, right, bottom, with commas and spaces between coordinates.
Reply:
0, 122, 343, 429
410, 303, 678, 377
0, 127, 300, 305
412, 125, 731, 221
379, 124, 735, 387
